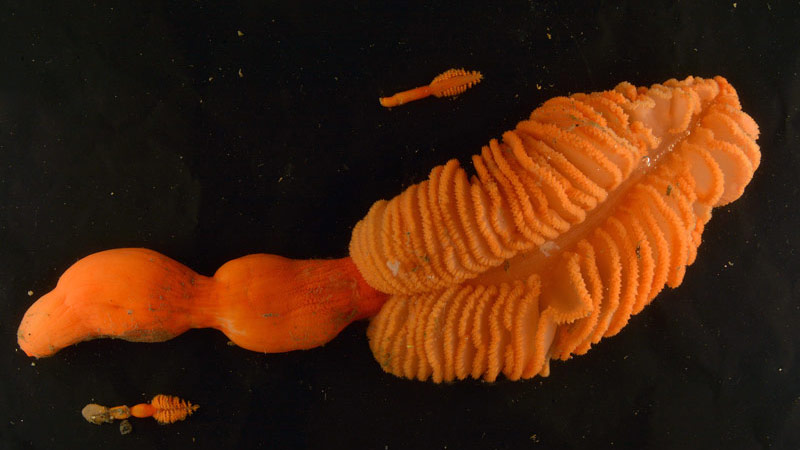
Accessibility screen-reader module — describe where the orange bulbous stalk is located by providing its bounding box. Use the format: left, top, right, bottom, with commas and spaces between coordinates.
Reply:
379, 68, 483, 107
17, 248, 388, 358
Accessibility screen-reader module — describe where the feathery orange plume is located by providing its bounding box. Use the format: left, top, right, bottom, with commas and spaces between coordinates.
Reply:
379, 68, 483, 107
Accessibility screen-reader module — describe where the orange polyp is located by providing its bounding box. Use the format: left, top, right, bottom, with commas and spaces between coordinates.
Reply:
379, 68, 483, 107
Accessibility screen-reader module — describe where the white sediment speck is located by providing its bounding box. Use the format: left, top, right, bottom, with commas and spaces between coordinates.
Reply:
386, 260, 400, 276
540, 241, 560, 257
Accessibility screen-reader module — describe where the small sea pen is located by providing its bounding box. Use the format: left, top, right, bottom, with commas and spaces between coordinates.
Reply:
379, 68, 483, 107
81, 394, 199, 426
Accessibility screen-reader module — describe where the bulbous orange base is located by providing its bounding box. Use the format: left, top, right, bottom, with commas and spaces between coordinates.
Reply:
17, 248, 387, 358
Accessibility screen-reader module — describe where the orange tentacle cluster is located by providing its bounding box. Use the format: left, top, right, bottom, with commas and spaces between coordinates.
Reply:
350, 76, 760, 382
131, 394, 199, 424
429, 69, 483, 98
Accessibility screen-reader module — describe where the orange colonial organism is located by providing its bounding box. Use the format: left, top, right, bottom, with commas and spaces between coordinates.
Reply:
18, 76, 760, 384
379, 68, 483, 107
82, 394, 199, 425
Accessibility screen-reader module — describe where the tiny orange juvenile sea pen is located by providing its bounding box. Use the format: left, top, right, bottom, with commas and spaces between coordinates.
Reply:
379, 68, 483, 107
82, 394, 199, 425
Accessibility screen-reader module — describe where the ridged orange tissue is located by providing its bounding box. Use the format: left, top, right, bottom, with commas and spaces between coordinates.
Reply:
130, 394, 199, 424
350, 76, 760, 382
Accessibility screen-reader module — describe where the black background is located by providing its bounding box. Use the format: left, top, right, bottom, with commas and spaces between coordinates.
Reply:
2, 1, 799, 449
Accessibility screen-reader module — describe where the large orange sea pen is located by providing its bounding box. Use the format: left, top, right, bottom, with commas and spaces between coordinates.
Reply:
18, 76, 759, 383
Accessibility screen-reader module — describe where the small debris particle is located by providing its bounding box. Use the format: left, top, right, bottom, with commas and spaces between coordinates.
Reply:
119, 419, 132, 435
226, 341, 236, 346
635, 243, 641, 259
536, 83, 542, 90
666, 185, 672, 196
237, 30, 244, 37
208, 76, 214, 82
546, 32, 552, 39
386, 260, 400, 276
31, 362, 36, 367
540, 241, 560, 257
27, 290, 33, 296
530, 433, 540, 443
238, 68, 243, 78
503, 260, 510, 272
